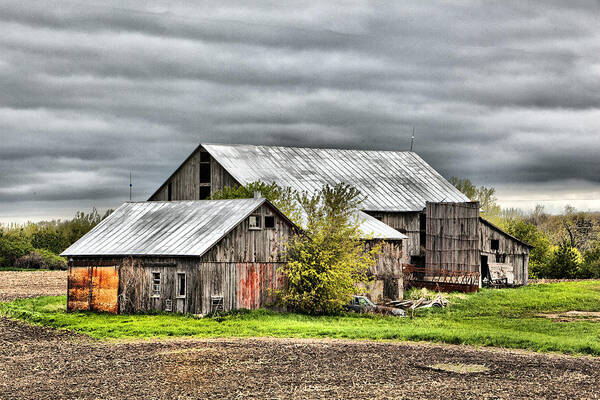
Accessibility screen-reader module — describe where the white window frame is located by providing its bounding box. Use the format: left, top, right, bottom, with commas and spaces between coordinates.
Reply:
176, 272, 186, 298
151, 271, 161, 298
248, 214, 262, 230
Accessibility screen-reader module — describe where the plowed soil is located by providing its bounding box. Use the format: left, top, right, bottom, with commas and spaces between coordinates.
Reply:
1, 271, 600, 399
0, 270, 66, 301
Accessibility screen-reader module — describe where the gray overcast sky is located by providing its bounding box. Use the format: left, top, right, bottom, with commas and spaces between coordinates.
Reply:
1, 0, 599, 223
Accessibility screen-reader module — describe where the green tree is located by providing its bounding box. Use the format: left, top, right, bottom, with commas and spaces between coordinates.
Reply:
212, 181, 302, 224
504, 218, 551, 278
449, 177, 500, 218
580, 243, 600, 278
545, 242, 581, 279
279, 183, 380, 315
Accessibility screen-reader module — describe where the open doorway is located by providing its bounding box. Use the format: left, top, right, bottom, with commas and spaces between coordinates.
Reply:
481, 255, 490, 284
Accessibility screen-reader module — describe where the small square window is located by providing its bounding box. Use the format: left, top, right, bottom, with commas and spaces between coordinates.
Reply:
200, 186, 211, 199
264, 215, 275, 229
249, 214, 262, 230
152, 272, 161, 298
491, 239, 500, 251
177, 272, 186, 298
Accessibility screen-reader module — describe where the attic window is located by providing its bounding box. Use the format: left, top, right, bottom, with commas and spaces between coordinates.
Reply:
264, 215, 275, 229
199, 186, 211, 200
200, 151, 210, 163
167, 182, 172, 201
491, 239, 500, 251
249, 214, 262, 230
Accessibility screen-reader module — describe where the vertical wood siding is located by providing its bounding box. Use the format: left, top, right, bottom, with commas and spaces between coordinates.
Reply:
365, 212, 421, 256
149, 145, 241, 201
480, 220, 530, 285
425, 202, 480, 273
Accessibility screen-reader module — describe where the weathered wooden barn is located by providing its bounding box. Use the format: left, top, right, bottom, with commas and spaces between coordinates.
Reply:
148, 143, 531, 290
62, 198, 408, 314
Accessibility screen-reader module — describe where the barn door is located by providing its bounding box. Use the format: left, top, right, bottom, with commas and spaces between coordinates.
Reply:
425, 202, 480, 273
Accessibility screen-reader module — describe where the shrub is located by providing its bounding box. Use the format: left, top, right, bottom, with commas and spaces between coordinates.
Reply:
14, 249, 67, 270
0, 235, 34, 268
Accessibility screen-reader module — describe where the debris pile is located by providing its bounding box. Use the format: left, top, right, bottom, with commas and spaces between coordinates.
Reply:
386, 294, 449, 310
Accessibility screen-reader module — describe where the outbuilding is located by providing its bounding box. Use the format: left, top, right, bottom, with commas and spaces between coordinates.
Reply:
62, 198, 408, 314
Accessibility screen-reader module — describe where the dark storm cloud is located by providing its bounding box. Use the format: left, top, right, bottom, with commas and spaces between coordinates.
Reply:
1, 0, 600, 222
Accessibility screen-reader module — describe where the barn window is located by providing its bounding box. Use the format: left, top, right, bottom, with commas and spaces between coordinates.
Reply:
177, 272, 186, 298
199, 186, 211, 200
264, 215, 275, 229
248, 214, 262, 230
152, 272, 161, 298
211, 295, 224, 313
491, 239, 500, 251
167, 182, 172, 201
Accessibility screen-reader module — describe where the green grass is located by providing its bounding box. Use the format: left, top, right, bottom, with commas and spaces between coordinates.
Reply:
0, 267, 51, 271
2, 281, 600, 355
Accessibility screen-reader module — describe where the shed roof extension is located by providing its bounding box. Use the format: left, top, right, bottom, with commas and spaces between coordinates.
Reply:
202, 143, 469, 212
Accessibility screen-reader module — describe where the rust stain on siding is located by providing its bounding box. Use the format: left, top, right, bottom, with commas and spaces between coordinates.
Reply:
237, 263, 283, 310
67, 265, 119, 314
90, 266, 119, 313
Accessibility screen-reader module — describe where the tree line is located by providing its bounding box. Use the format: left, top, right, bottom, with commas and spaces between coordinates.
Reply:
450, 177, 600, 279
0, 209, 113, 270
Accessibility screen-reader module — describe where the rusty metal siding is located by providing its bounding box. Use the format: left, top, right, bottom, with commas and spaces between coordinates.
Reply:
67, 265, 119, 313
202, 143, 469, 212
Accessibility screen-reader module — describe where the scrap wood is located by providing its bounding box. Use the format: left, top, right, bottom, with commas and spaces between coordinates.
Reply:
386, 294, 449, 310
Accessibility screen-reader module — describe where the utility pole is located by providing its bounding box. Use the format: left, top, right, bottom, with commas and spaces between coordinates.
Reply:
410, 126, 415, 151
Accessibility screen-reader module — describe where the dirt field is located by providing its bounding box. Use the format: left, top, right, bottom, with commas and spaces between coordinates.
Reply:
0, 270, 66, 301
1, 271, 600, 399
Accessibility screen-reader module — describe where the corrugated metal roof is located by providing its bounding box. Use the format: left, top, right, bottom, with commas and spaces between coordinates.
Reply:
357, 212, 407, 240
203, 144, 469, 212
61, 198, 406, 257
61, 199, 268, 257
